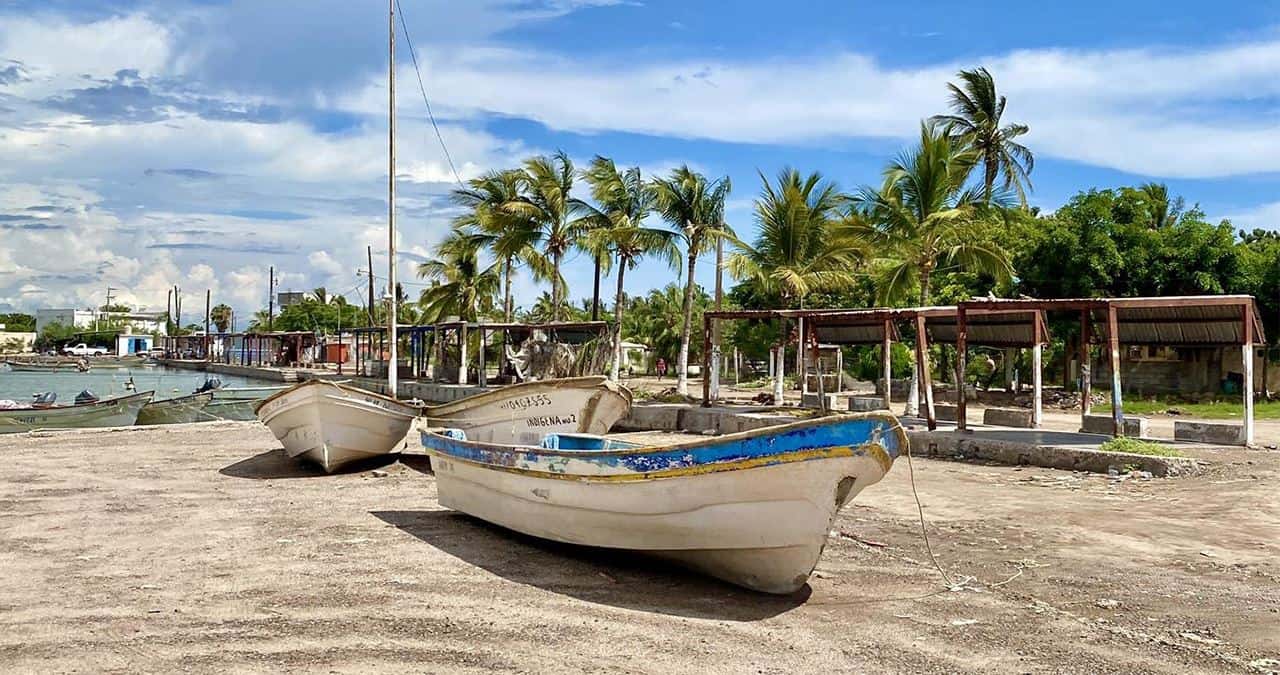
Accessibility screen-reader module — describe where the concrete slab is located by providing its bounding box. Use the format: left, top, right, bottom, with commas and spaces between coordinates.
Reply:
907, 428, 1204, 477
849, 397, 888, 412
983, 407, 1034, 428
1081, 414, 1148, 437
1174, 420, 1245, 446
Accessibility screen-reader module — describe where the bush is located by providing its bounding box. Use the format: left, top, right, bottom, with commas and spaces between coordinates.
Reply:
1098, 437, 1184, 458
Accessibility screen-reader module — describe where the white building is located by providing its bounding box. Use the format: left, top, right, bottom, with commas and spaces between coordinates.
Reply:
35, 309, 168, 335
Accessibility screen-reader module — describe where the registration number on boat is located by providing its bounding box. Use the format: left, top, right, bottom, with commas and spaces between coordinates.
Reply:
499, 394, 552, 411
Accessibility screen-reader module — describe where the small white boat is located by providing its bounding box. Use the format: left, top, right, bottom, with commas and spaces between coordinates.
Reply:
254, 380, 420, 472
419, 413, 906, 594
136, 392, 215, 425
421, 376, 632, 446
255, 377, 632, 473
3, 360, 85, 373
0, 390, 154, 433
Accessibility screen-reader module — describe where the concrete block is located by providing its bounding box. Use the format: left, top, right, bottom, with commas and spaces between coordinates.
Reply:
1080, 414, 1148, 437
800, 392, 841, 409
983, 407, 1034, 428
614, 404, 682, 432
849, 397, 888, 412
1174, 420, 1245, 446
933, 404, 958, 422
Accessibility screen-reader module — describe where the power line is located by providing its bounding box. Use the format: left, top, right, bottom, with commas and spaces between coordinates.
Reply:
395, 0, 464, 188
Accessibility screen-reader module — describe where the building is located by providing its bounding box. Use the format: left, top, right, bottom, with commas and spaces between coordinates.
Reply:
35, 309, 168, 335
115, 334, 154, 355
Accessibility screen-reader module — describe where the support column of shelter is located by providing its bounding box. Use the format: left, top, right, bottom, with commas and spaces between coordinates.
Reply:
458, 323, 469, 385
478, 326, 487, 387
1080, 310, 1092, 429
914, 315, 936, 430
1107, 304, 1124, 437
956, 307, 968, 430
773, 318, 786, 404
1032, 315, 1043, 428
1243, 303, 1255, 446
810, 321, 826, 411
701, 315, 712, 407
881, 320, 893, 411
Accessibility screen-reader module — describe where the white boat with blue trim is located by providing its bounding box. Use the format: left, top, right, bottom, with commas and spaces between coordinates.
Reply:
0, 390, 154, 433
419, 412, 906, 594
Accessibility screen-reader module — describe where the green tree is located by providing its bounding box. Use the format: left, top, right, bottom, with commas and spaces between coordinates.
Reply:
310, 287, 330, 305
652, 165, 733, 394
853, 122, 1013, 306
33, 321, 78, 352
580, 156, 680, 379
728, 168, 863, 309
507, 151, 590, 321
210, 304, 233, 333
450, 169, 547, 321
620, 283, 711, 369
931, 67, 1034, 204
417, 232, 501, 323
0, 313, 36, 332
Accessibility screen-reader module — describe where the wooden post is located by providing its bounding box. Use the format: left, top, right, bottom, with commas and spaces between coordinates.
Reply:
773, 319, 787, 404
956, 306, 968, 430
458, 323, 468, 384
882, 319, 893, 411
478, 326, 487, 387
204, 289, 211, 361
1107, 304, 1124, 437
1032, 313, 1043, 429
701, 315, 712, 407
914, 315, 936, 430
810, 322, 826, 411
1080, 310, 1092, 426
1243, 303, 1255, 446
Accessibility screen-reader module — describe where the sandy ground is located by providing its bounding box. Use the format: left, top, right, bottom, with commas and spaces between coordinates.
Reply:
1, 422, 1278, 674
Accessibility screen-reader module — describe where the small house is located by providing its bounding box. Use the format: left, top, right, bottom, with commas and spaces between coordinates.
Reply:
115, 334, 154, 356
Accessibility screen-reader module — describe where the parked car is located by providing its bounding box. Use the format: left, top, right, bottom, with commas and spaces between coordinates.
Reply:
62, 343, 108, 357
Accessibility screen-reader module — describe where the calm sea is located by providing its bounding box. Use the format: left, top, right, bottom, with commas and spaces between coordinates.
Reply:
0, 365, 271, 404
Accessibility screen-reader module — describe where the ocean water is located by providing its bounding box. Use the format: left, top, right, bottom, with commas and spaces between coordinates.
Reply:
0, 365, 271, 404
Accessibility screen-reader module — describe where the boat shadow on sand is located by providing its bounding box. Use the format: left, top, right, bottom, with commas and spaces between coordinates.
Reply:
219, 449, 401, 479
370, 509, 810, 621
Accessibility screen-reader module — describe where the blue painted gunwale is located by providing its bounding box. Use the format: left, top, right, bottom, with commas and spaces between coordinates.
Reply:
420, 413, 906, 477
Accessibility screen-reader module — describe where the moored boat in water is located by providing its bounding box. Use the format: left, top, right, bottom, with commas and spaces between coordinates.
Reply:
0, 390, 154, 433
419, 412, 906, 594
136, 392, 215, 425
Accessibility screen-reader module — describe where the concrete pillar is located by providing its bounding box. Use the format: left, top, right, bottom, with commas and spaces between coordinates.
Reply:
710, 345, 721, 402
914, 315, 936, 430
1107, 305, 1124, 437
478, 327, 487, 387
1243, 303, 1255, 446
1032, 342, 1043, 428
458, 324, 468, 384
1080, 310, 1092, 429
797, 315, 807, 395
956, 306, 968, 431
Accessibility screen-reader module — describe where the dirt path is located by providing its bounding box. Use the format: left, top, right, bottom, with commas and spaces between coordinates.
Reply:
1, 423, 1277, 673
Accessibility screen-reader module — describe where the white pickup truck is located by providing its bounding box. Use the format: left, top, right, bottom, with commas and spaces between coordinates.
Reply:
62, 343, 108, 357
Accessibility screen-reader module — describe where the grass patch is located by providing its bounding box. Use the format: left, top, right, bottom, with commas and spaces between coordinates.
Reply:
1098, 436, 1185, 458
1094, 396, 1280, 420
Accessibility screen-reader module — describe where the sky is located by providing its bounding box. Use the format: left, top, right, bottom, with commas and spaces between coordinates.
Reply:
3, 0, 1280, 322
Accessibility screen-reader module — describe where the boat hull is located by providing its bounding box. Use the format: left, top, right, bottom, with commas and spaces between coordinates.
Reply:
0, 391, 154, 433
421, 414, 905, 594
255, 381, 419, 472
421, 376, 632, 445
136, 392, 214, 425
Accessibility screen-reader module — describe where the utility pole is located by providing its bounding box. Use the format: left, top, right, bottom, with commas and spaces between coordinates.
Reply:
174, 285, 182, 334
268, 266, 275, 332
166, 289, 172, 335
387, 0, 399, 399
367, 246, 376, 326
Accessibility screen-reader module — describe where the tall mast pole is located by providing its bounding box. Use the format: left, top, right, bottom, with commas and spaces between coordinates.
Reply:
387, 0, 399, 399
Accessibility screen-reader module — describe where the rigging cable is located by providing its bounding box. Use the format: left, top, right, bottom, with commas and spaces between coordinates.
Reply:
395, 0, 465, 188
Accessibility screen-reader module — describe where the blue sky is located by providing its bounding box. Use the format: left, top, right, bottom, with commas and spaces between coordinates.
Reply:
2, 0, 1280, 320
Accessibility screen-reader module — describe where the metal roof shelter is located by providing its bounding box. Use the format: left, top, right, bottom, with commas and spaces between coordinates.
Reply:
702, 295, 1263, 445
956, 295, 1264, 444
701, 305, 1048, 429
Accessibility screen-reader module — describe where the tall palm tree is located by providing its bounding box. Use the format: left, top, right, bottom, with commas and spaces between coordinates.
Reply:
507, 150, 590, 322
652, 166, 732, 395
580, 156, 680, 380
930, 67, 1034, 205
728, 168, 864, 308
310, 287, 330, 305
1138, 182, 1182, 228
416, 233, 501, 324
852, 122, 1013, 306
450, 169, 546, 321
210, 303, 233, 333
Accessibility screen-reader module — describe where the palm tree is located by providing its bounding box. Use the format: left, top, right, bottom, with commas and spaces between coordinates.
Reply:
210, 304, 233, 333
507, 151, 590, 321
852, 122, 1013, 307
930, 67, 1034, 205
580, 156, 680, 379
450, 169, 546, 321
728, 168, 863, 308
1138, 182, 1182, 228
652, 166, 732, 395
310, 287, 330, 305
417, 233, 501, 324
